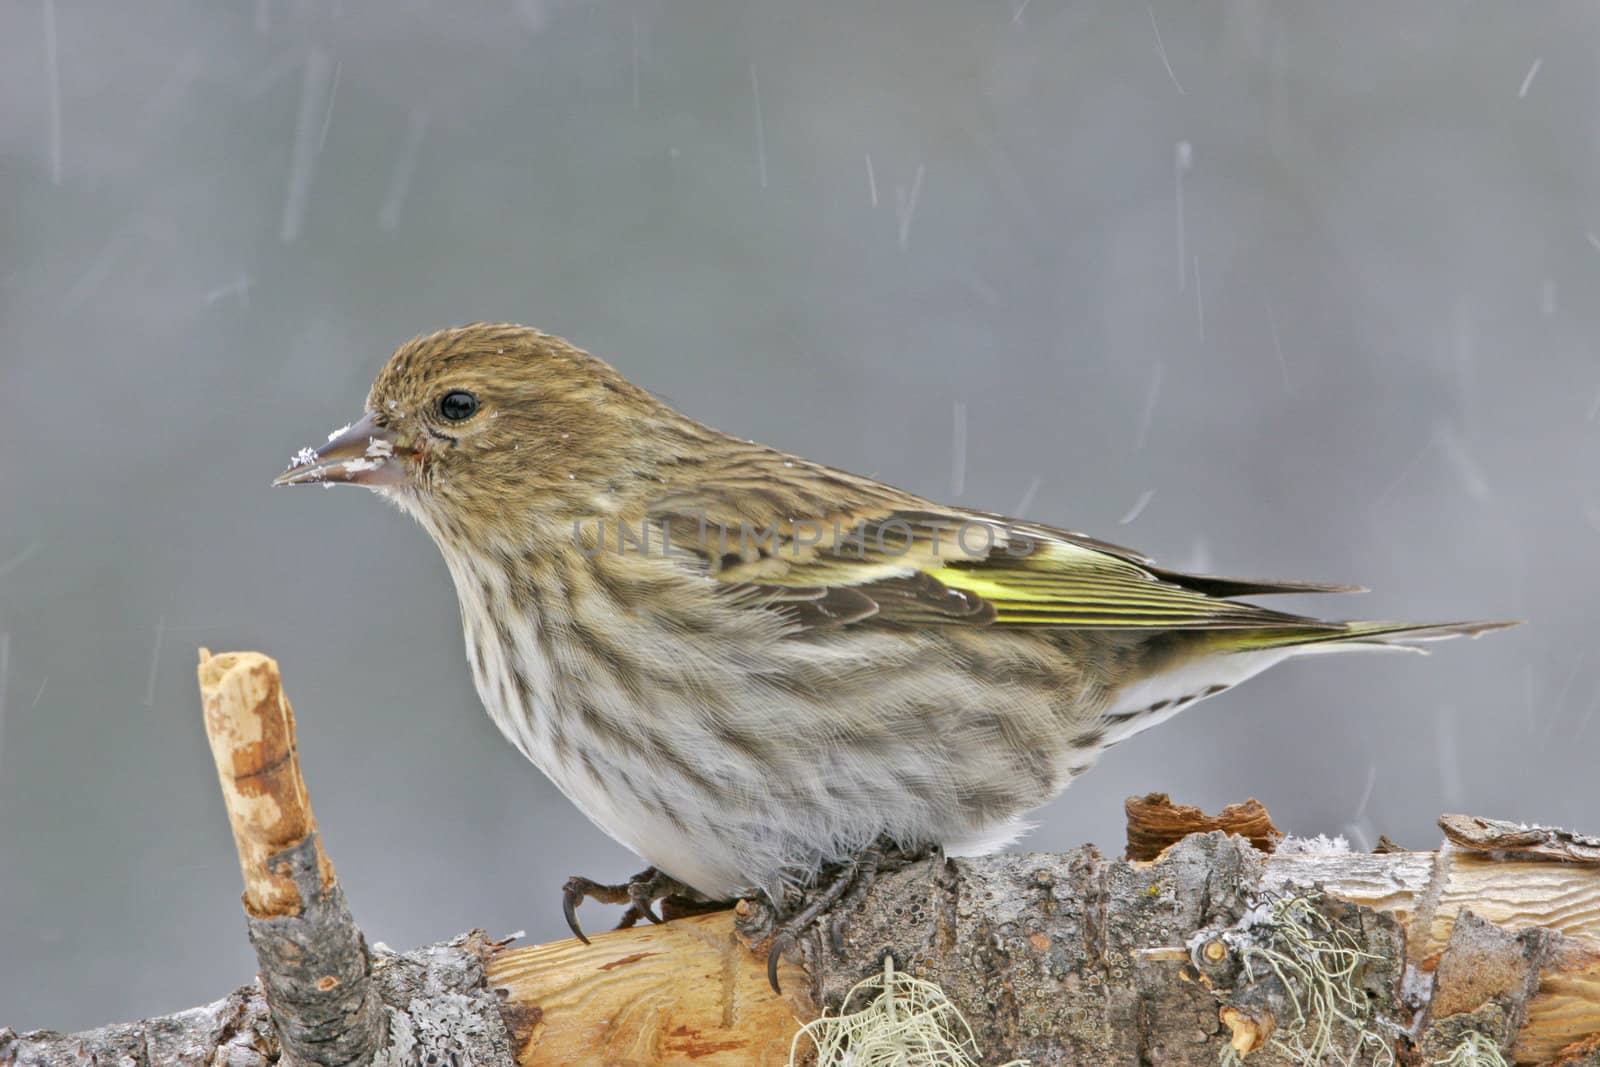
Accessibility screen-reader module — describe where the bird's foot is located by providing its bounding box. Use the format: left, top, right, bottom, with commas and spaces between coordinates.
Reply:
561, 866, 714, 944
763, 839, 935, 993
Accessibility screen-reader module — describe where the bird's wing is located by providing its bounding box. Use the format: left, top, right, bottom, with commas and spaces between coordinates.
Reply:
646, 491, 1354, 633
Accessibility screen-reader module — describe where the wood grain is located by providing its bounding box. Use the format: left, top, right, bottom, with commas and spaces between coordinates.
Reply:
197, 648, 331, 918
487, 912, 811, 1067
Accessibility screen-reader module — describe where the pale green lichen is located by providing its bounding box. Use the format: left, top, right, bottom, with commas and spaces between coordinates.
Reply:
1429, 1032, 1509, 1067
1218, 893, 1396, 1067
788, 956, 1029, 1067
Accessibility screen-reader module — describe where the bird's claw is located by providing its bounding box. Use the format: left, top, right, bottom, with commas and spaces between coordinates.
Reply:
762, 838, 919, 994
562, 875, 615, 944
560, 866, 704, 944
767, 932, 794, 994
563, 891, 587, 944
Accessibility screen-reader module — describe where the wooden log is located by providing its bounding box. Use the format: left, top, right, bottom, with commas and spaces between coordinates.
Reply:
487, 832, 1600, 1066
0, 934, 518, 1067
487, 906, 811, 1066
10, 826, 1599, 1067
5, 650, 1600, 1066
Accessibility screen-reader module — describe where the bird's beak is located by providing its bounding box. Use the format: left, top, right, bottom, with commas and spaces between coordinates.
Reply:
273, 411, 410, 488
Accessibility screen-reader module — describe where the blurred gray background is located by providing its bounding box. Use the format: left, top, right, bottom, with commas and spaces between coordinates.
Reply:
2, 0, 1595, 1031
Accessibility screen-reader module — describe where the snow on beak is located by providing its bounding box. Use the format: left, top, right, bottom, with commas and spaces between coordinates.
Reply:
273, 412, 410, 488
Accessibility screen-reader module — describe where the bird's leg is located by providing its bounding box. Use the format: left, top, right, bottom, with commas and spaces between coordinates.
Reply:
765, 838, 935, 993
825, 845, 884, 954
561, 873, 634, 944
765, 857, 864, 994
561, 866, 710, 944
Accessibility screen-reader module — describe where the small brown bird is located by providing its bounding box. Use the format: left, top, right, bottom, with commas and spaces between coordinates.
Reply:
275, 323, 1511, 956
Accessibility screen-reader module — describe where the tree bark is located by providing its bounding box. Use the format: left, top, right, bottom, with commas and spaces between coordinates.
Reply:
487, 832, 1600, 1066
0, 933, 519, 1067
197, 649, 385, 1067
3, 651, 1598, 1067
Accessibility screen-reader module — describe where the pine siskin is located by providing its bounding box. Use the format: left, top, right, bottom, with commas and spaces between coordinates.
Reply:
275, 323, 1513, 934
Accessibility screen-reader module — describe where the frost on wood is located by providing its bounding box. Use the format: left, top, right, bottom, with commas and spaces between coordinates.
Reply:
1439, 814, 1600, 864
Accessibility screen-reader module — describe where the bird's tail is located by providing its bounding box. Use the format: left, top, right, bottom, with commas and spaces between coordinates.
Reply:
1211, 618, 1521, 656
1094, 617, 1518, 752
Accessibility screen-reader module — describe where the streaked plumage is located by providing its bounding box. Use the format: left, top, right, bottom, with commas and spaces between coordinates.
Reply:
275, 323, 1513, 900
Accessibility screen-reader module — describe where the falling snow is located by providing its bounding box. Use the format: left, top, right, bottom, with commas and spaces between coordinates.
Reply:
1265, 302, 1290, 390
1134, 364, 1163, 454
205, 276, 254, 307
895, 164, 925, 251
1148, 6, 1185, 95
1014, 476, 1041, 517
280, 49, 335, 244
1117, 489, 1156, 525
0, 543, 40, 581
142, 616, 165, 708
1, 2, 1586, 1030
0, 633, 9, 771
749, 63, 768, 190
1518, 57, 1543, 98
379, 110, 429, 232
950, 399, 967, 497
42, 0, 61, 184
1174, 141, 1191, 291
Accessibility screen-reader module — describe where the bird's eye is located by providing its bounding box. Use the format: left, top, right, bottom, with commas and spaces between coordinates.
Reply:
438, 390, 479, 421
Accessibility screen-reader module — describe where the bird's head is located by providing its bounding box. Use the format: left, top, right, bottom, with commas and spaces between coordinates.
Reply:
274, 323, 683, 534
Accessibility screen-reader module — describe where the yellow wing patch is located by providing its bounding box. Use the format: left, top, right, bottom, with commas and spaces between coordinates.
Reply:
650, 497, 1322, 632
928, 541, 1308, 629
